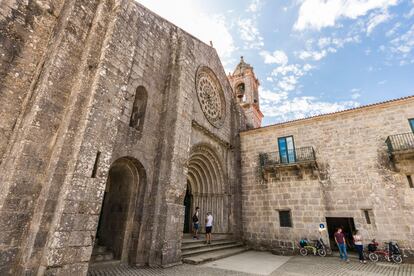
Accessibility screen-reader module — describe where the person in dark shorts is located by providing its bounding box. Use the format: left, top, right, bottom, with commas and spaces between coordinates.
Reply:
335, 227, 349, 262
353, 230, 366, 263
192, 207, 200, 240
205, 212, 213, 244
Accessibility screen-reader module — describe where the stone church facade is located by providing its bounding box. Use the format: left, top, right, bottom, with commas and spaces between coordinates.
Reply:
0, 0, 413, 275
0, 0, 260, 274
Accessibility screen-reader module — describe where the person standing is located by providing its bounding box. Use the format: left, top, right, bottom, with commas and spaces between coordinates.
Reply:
334, 227, 349, 262
353, 230, 366, 263
205, 212, 213, 244
192, 207, 200, 240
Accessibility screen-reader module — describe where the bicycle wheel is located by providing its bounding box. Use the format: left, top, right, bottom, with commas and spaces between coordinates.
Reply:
392, 255, 402, 264
317, 248, 326, 257
299, 248, 308, 256
369, 253, 379, 262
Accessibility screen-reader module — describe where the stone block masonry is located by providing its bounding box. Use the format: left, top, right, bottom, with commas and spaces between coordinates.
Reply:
0, 0, 245, 275
240, 97, 414, 256
2, 0, 413, 275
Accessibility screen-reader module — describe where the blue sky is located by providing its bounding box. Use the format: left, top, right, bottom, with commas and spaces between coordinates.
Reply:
138, 0, 414, 126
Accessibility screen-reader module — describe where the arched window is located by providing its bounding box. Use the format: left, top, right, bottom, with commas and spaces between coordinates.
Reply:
129, 86, 148, 132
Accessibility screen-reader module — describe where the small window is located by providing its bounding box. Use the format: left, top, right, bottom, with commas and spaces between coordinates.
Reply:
130, 86, 148, 132
363, 209, 371, 224
91, 151, 101, 178
409, 118, 414, 132
407, 175, 414, 188
279, 210, 292, 227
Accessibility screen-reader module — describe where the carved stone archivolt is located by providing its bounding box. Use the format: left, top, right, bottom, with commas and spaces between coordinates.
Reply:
186, 144, 229, 233
195, 66, 226, 128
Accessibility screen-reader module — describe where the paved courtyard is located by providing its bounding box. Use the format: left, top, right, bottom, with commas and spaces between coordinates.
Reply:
88, 251, 414, 276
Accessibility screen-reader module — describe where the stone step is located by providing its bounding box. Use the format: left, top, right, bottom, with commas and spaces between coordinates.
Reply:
90, 251, 114, 262
88, 259, 121, 269
182, 242, 244, 258
182, 239, 237, 250
183, 233, 234, 239
92, 246, 107, 254
183, 246, 249, 265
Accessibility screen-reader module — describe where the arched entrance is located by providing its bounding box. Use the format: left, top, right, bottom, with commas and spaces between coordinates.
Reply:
185, 145, 229, 233
95, 157, 145, 262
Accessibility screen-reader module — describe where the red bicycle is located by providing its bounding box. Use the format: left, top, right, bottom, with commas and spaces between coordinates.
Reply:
367, 240, 402, 264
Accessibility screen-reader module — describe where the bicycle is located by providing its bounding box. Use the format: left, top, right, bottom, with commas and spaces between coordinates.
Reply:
367, 240, 403, 264
299, 238, 327, 257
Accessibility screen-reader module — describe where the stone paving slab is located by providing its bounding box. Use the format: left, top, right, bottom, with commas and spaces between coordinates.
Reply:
88, 253, 414, 276
203, 251, 291, 275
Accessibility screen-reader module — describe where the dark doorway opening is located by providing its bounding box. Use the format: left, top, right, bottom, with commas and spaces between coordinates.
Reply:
183, 183, 192, 233
96, 159, 138, 261
326, 217, 356, 251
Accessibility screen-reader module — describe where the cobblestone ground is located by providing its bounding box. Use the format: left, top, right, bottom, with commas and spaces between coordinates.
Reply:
88, 256, 414, 276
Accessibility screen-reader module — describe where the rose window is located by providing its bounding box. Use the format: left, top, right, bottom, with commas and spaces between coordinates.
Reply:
196, 67, 226, 128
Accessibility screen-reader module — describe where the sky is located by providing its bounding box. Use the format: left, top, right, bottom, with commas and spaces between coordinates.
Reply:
137, 0, 414, 126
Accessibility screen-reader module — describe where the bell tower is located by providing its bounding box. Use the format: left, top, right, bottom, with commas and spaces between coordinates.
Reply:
228, 56, 263, 129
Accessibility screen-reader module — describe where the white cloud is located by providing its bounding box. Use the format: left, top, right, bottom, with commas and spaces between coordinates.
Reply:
261, 96, 360, 122
247, 0, 261, 13
351, 92, 361, 99
404, 0, 414, 18
260, 50, 288, 65
390, 25, 414, 58
296, 35, 359, 61
259, 87, 288, 103
237, 18, 264, 49
294, 0, 398, 31
386, 22, 401, 37
297, 49, 328, 61
350, 88, 361, 99
136, 0, 236, 67
366, 11, 391, 35
278, 76, 298, 91
271, 64, 304, 77
303, 64, 314, 71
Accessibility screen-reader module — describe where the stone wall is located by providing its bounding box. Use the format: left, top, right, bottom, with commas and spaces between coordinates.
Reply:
0, 0, 244, 274
240, 98, 414, 255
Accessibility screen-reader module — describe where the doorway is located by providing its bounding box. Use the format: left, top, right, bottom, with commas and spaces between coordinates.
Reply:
96, 158, 140, 261
183, 183, 192, 233
326, 217, 356, 250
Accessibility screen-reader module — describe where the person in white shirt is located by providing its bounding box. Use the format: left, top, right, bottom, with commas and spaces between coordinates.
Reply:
353, 230, 366, 263
205, 212, 213, 244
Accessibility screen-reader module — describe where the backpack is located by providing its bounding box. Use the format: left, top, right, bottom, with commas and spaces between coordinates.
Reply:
299, 239, 308, 248
192, 214, 198, 223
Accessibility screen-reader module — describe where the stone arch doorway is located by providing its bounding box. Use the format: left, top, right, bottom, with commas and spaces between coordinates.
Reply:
95, 157, 146, 263
186, 145, 229, 233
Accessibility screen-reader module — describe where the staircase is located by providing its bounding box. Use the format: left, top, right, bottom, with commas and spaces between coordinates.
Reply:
181, 235, 248, 264
89, 245, 120, 268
